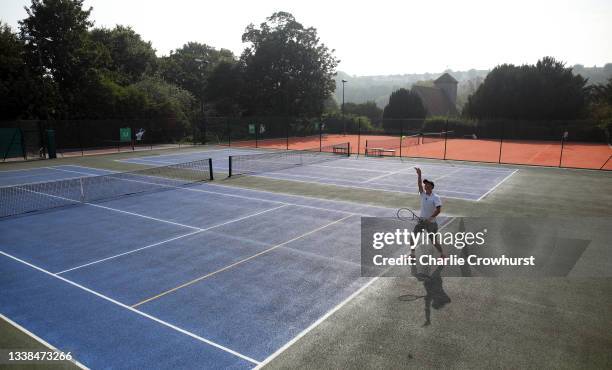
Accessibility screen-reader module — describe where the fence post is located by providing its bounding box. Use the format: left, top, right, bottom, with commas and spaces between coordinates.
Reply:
255, 119, 259, 148
319, 116, 322, 152
357, 117, 361, 156
559, 123, 566, 167
443, 119, 449, 160
498, 120, 504, 164
286, 117, 289, 150
399, 119, 403, 158
38, 120, 46, 158
226, 117, 231, 147
20, 128, 26, 160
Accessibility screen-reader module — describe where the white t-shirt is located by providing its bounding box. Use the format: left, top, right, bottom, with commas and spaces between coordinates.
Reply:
420, 191, 442, 220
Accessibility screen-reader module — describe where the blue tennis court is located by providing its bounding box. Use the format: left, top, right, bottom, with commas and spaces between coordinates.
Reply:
0, 165, 114, 187
120, 148, 518, 201
1, 164, 436, 368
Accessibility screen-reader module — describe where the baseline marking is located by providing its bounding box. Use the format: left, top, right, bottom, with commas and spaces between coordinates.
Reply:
0, 251, 260, 365
476, 169, 519, 201
254, 217, 457, 368
0, 313, 88, 369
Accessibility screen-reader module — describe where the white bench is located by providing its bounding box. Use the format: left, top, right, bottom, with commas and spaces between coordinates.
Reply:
366, 147, 396, 157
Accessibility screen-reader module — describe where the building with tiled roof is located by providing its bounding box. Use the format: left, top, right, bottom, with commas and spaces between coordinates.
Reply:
411, 73, 458, 116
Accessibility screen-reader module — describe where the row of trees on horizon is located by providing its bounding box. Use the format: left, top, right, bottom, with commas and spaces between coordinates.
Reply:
1, 0, 611, 131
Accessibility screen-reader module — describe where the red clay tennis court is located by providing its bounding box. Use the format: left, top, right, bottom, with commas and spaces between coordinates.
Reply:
228, 133, 612, 170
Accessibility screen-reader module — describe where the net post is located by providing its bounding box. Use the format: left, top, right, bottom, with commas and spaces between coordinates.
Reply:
347, 142, 351, 157
208, 158, 214, 180
365, 140, 368, 156
228, 156, 233, 177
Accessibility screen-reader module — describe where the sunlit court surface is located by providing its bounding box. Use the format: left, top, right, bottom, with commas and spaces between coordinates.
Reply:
121, 147, 518, 201
1, 0, 612, 368
1, 142, 611, 369
1, 159, 435, 368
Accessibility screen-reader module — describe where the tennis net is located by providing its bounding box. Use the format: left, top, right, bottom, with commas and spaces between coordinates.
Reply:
421, 131, 453, 144
228, 142, 350, 176
0, 158, 213, 218
365, 134, 420, 156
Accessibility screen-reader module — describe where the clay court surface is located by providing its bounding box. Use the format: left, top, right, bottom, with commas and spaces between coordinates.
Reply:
229, 134, 612, 170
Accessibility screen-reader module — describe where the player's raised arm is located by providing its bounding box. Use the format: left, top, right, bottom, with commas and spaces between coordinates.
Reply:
415, 167, 423, 193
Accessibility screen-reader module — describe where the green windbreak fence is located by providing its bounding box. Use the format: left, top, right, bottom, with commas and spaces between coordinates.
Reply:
1, 128, 25, 161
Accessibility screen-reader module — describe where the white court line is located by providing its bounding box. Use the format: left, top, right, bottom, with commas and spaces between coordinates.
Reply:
117, 148, 231, 163
0, 313, 89, 369
0, 173, 100, 189
476, 169, 519, 201
259, 170, 482, 196
19, 186, 203, 231
362, 169, 404, 183
254, 276, 378, 370
37, 167, 379, 218
48, 166, 110, 176
254, 217, 457, 368
250, 172, 482, 199
120, 158, 177, 165
0, 167, 52, 173
383, 158, 518, 173
55, 230, 204, 275
310, 163, 390, 173
52, 164, 115, 173
55, 204, 288, 275
431, 167, 463, 182
131, 214, 354, 308
14, 168, 376, 219
0, 251, 260, 365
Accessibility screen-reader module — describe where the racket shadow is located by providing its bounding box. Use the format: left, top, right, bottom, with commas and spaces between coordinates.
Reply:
398, 294, 426, 302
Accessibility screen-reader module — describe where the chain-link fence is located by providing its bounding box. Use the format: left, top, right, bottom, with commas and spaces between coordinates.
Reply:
2, 118, 610, 170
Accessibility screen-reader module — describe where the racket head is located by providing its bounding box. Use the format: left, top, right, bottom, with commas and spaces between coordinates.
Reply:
397, 207, 420, 221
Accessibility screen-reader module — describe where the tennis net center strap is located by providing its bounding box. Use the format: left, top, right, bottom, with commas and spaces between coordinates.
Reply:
228, 142, 350, 177
0, 158, 214, 218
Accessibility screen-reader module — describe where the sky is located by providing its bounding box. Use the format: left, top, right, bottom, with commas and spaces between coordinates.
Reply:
1, 0, 611, 76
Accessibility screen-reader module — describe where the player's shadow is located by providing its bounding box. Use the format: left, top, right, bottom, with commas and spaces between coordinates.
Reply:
399, 263, 451, 326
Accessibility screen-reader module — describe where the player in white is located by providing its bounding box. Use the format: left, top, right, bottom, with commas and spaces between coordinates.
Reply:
413, 167, 445, 257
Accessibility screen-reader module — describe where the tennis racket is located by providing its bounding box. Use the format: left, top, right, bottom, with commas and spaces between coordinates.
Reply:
396, 207, 424, 222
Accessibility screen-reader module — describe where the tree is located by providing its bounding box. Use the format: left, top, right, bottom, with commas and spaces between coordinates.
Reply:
205, 60, 244, 116
159, 42, 235, 113
90, 25, 157, 85
382, 88, 426, 131
463, 57, 588, 120
240, 12, 339, 116
19, 0, 104, 117
344, 101, 383, 122
0, 22, 39, 119
588, 77, 612, 125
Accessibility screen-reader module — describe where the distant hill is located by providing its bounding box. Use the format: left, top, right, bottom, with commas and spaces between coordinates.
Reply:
334, 64, 612, 111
